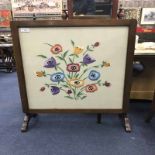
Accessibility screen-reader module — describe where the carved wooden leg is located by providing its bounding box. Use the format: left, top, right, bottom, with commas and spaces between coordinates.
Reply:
97, 113, 102, 124
21, 114, 31, 132
21, 113, 38, 132
119, 113, 131, 132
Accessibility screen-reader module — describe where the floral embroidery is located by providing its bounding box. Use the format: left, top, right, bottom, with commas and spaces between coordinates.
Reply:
89, 70, 100, 81
67, 90, 72, 95
101, 61, 110, 67
50, 44, 62, 54
40, 87, 45, 92
74, 46, 83, 55
68, 79, 84, 88
36, 71, 46, 77
50, 72, 65, 82
67, 63, 80, 72
51, 86, 60, 95
93, 42, 100, 47
44, 57, 57, 68
85, 84, 98, 93
36, 40, 111, 100
104, 81, 111, 87
83, 54, 96, 65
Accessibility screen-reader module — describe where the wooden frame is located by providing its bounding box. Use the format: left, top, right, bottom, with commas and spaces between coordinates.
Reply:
67, 0, 118, 19
11, 19, 136, 132
140, 8, 155, 25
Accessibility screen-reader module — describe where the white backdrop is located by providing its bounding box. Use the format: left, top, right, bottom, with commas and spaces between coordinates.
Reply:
19, 26, 129, 109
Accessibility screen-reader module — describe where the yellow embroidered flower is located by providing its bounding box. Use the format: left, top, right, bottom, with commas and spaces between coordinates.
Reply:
102, 61, 110, 67
68, 79, 84, 88
36, 71, 45, 77
74, 47, 83, 55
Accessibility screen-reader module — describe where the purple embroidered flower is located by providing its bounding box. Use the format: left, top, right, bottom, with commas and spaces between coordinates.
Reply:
44, 57, 56, 68
51, 86, 60, 95
83, 54, 96, 65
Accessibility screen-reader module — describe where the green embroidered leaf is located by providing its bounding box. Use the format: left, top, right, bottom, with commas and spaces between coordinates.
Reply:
44, 43, 53, 47
71, 40, 75, 47
67, 74, 71, 79
83, 77, 87, 80
56, 56, 64, 61
65, 96, 74, 99
55, 66, 58, 71
87, 46, 94, 51
77, 91, 83, 97
98, 83, 101, 86
69, 57, 73, 63
75, 73, 79, 78
93, 65, 100, 68
37, 55, 47, 58
72, 89, 76, 95
63, 51, 69, 58
62, 84, 69, 88
69, 54, 75, 57
97, 80, 101, 84
81, 96, 87, 100
45, 84, 49, 87
83, 69, 88, 73
80, 62, 85, 67
75, 54, 79, 58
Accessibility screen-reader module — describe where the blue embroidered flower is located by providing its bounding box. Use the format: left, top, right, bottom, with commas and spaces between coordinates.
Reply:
89, 70, 100, 81
83, 54, 96, 65
44, 57, 57, 68
51, 86, 60, 95
50, 72, 65, 82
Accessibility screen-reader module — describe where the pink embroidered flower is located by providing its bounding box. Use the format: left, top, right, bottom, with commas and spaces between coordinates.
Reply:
85, 84, 98, 93
67, 63, 80, 72
50, 44, 62, 54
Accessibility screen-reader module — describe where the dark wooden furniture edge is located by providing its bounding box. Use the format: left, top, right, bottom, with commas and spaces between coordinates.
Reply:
112, 0, 119, 18
145, 90, 155, 123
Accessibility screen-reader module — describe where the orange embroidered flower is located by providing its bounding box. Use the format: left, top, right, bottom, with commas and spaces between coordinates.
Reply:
68, 79, 84, 88
36, 71, 45, 77
50, 44, 62, 54
102, 61, 110, 67
74, 46, 83, 55
85, 84, 98, 93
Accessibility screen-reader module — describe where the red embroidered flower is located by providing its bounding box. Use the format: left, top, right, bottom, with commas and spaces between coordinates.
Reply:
67, 63, 80, 72
50, 44, 62, 54
104, 81, 111, 87
85, 84, 98, 93
40, 87, 45, 92
93, 42, 100, 47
